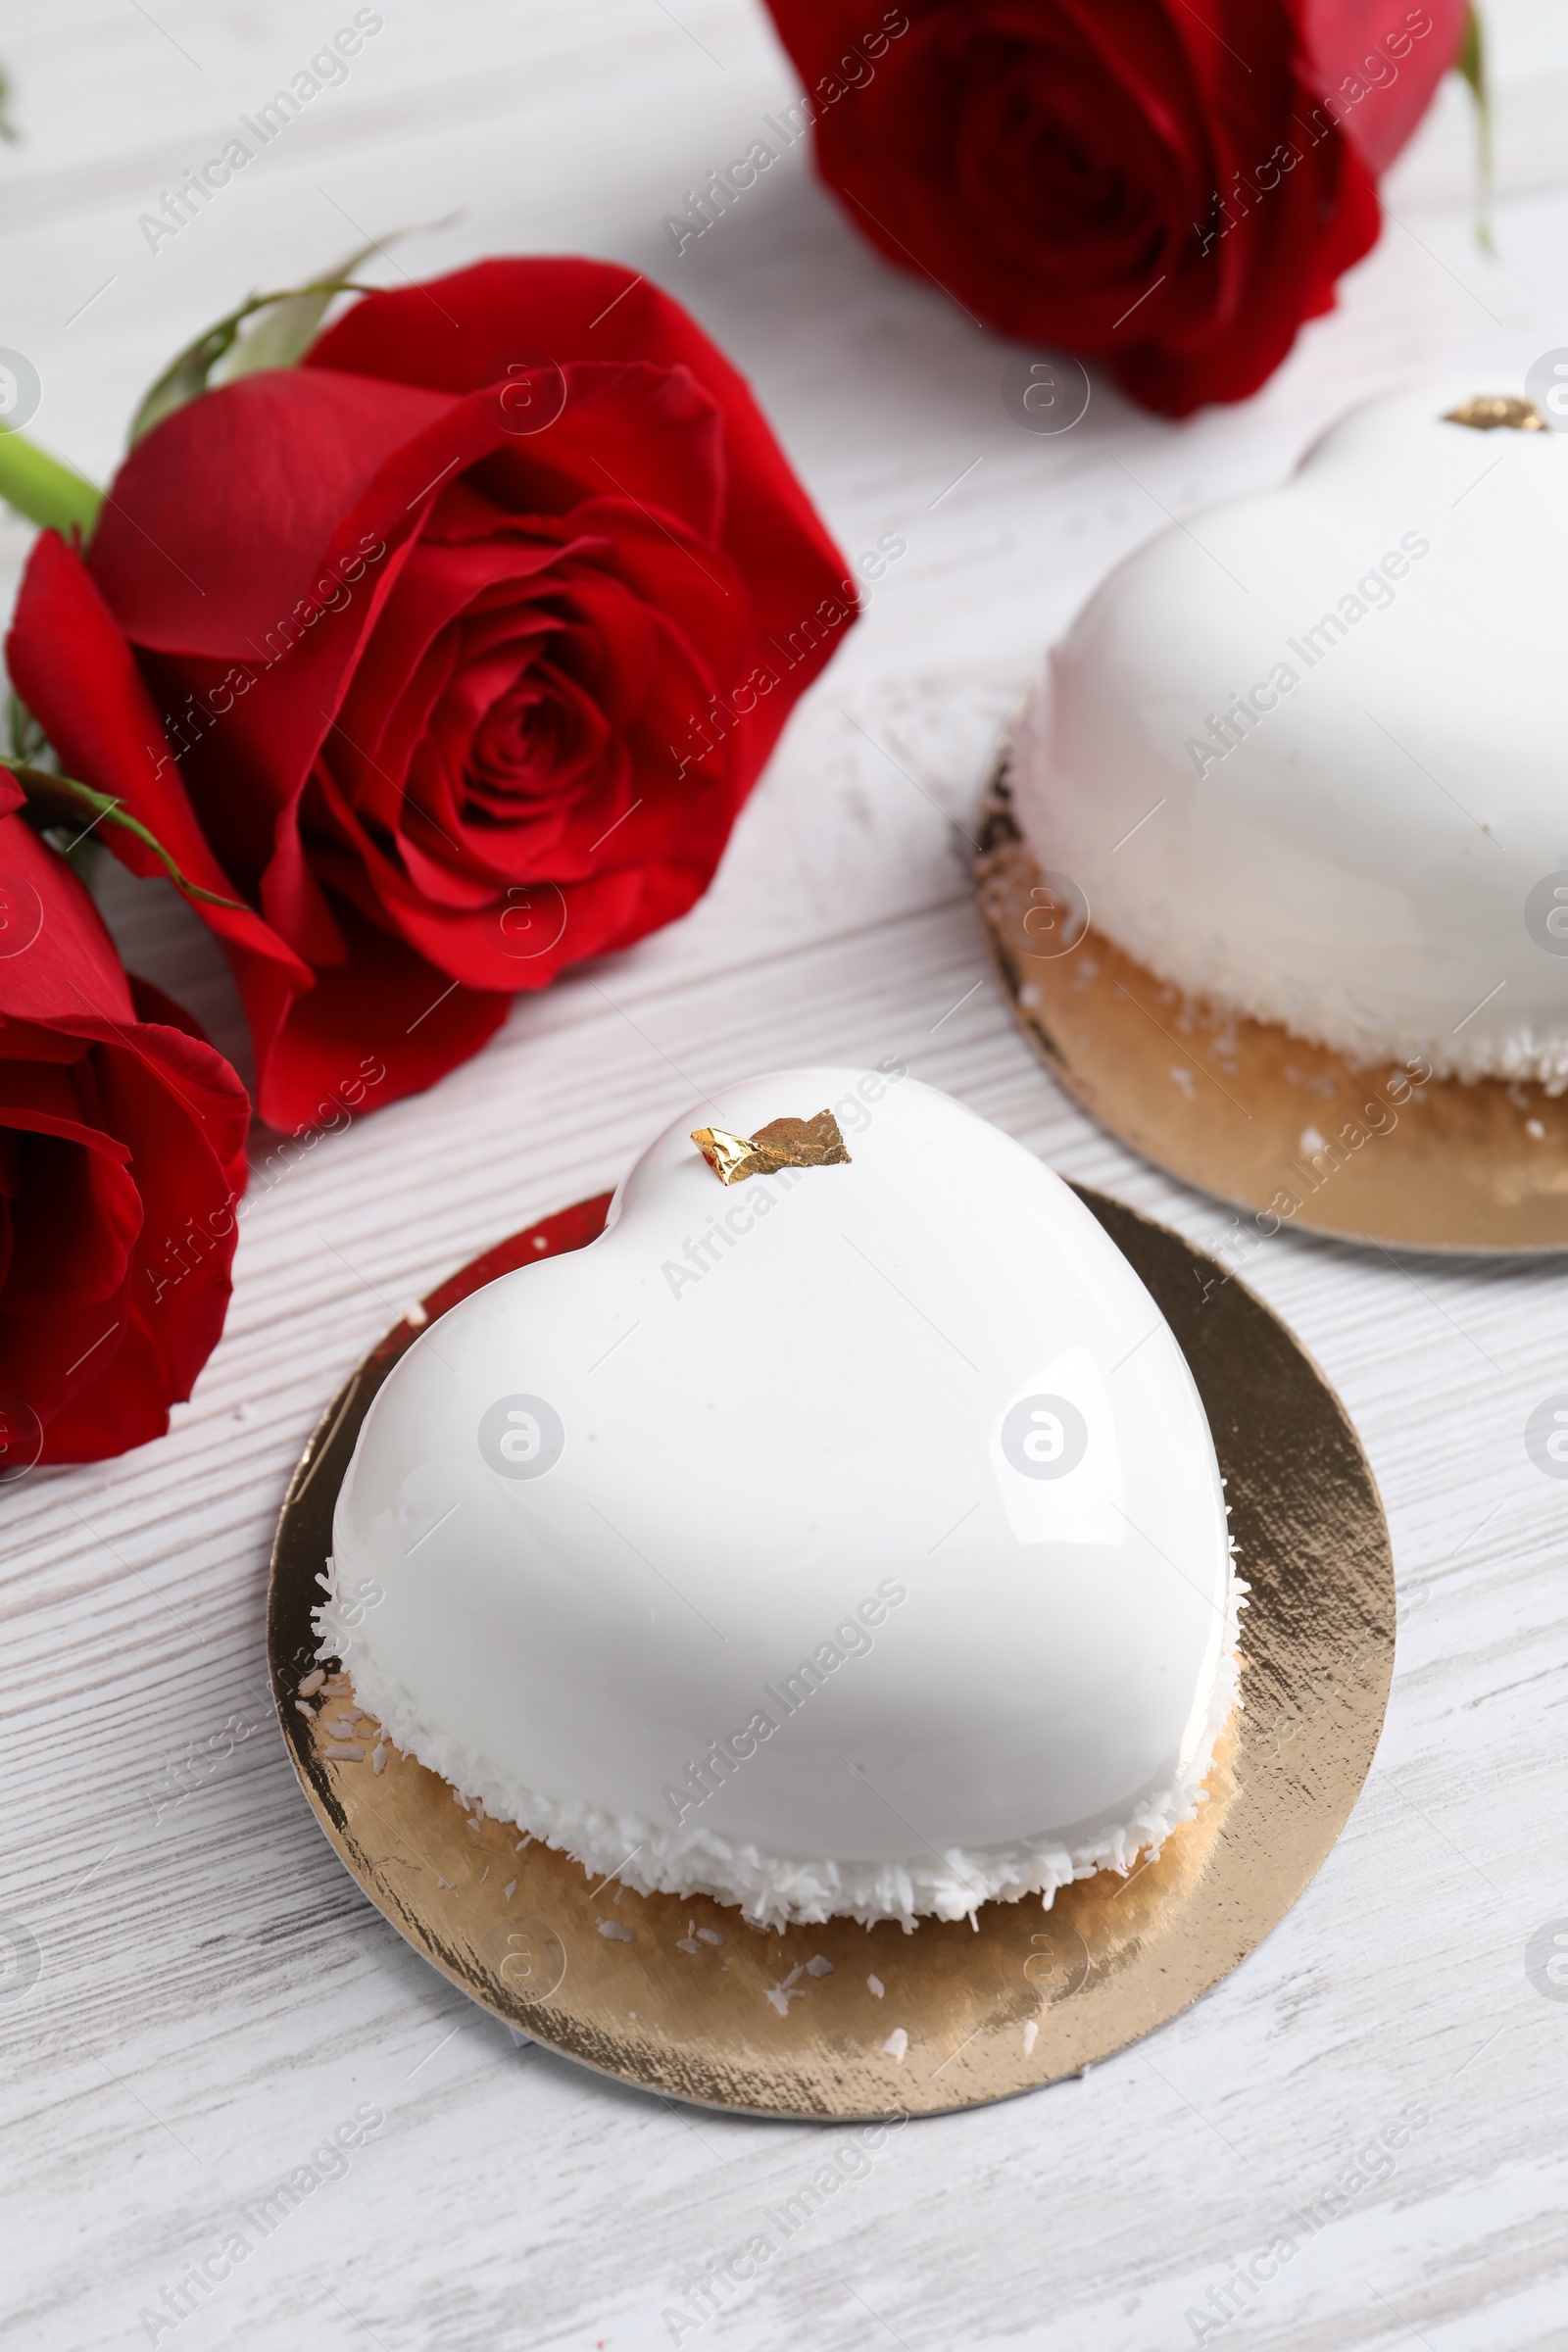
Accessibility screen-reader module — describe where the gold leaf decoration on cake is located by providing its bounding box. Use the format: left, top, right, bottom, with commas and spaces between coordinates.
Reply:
1443, 394, 1547, 432
691, 1109, 851, 1185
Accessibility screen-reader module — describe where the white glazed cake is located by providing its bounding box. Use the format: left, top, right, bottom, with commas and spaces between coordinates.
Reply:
318, 1068, 1242, 1930
1011, 382, 1568, 1090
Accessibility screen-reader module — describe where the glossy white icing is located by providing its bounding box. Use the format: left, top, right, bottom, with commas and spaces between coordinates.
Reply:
319, 1068, 1240, 1929
1012, 382, 1568, 1088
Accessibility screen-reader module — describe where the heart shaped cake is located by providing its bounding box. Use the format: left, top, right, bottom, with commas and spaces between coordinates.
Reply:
318, 1068, 1241, 1929
1011, 382, 1568, 1090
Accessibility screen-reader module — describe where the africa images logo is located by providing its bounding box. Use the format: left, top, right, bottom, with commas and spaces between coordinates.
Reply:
1000, 1395, 1089, 1480
1524, 1395, 1568, 1480
477, 1395, 565, 1480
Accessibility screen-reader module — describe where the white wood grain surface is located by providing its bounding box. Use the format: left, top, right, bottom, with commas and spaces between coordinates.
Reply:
5, 6, 1568, 2348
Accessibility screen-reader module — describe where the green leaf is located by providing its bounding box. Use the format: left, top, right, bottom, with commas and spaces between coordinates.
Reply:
1455, 4, 1494, 256
1, 758, 248, 911
0, 63, 17, 143
0, 429, 104, 536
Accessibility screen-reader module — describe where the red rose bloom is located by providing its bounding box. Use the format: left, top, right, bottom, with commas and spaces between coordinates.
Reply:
0, 780, 249, 1468
7, 260, 856, 1130
760, 0, 1463, 415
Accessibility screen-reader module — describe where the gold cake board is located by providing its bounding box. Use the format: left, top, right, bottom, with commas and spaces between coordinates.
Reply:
269, 1186, 1393, 2119
976, 762, 1568, 1255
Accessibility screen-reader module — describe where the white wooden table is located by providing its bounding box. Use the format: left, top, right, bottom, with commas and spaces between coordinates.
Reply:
5, 6, 1568, 2346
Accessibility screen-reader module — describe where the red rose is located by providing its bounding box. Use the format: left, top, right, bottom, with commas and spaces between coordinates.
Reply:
0, 779, 249, 1468
7, 259, 857, 1131
760, 0, 1463, 415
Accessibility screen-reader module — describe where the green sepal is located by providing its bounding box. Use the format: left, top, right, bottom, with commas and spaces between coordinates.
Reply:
125, 241, 391, 448
2, 758, 247, 911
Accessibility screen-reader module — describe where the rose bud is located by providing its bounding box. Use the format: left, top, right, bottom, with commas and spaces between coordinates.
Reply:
0, 777, 249, 1467
8, 259, 858, 1130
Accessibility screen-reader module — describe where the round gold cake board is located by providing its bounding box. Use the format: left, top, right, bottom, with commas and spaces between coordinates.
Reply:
976, 759, 1568, 1254
269, 1187, 1393, 2122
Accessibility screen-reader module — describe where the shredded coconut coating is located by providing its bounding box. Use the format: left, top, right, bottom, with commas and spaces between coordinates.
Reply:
1081, 906, 1568, 1093
314, 1559, 1248, 1933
